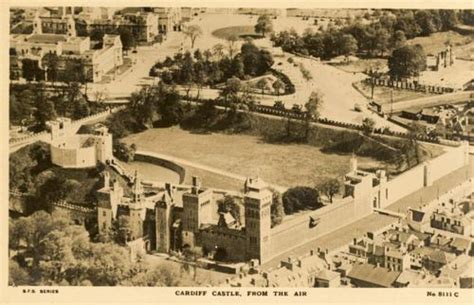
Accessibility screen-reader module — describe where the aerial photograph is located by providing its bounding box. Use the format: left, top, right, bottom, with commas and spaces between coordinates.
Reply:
7, 6, 474, 289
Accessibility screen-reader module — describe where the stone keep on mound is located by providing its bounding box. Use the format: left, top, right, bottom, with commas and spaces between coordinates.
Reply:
46, 117, 113, 168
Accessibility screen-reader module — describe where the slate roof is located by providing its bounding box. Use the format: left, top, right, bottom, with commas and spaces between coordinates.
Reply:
348, 263, 401, 287
27, 33, 67, 44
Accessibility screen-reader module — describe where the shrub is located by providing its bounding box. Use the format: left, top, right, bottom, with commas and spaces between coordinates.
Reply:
282, 186, 321, 214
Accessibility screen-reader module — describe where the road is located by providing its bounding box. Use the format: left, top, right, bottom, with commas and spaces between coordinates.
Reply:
87, 12, 403, 132
261, 154, 474, 270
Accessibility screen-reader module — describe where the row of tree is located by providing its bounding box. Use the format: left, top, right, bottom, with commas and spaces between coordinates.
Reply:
271, 9, 465, 59
10, 82, 98, 130
9, 210, 195, 286
150, 41, 274, 90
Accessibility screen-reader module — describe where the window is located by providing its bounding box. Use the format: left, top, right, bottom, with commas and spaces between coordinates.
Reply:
103, 211, 106, 217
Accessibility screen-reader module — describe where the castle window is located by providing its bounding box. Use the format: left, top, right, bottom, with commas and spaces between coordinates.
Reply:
103, 211, 106, 216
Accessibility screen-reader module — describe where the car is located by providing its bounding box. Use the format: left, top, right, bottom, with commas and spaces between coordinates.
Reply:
273, 101, 285, 110
292, 104, 303, 113
354, 103, 362, 112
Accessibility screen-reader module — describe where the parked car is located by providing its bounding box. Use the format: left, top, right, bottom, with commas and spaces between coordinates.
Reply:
292, 104, 303, 113
273, 100, 285, 110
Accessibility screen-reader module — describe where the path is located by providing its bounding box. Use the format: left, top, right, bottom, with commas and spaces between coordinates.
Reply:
136, 150, 287, 193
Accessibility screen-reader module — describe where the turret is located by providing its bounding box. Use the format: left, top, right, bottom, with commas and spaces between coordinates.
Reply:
244, 177, 272, 264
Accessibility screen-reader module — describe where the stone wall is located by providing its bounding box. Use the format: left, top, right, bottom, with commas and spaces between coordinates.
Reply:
199, 227, 248, 262
268, 196, 359, 262
134, 151, 186, 184
50, 144, 97, 168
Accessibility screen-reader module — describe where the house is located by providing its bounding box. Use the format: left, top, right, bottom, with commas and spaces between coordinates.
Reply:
347, 263, 401, 288
314, 269, 340, 287
423, 249, 456, 274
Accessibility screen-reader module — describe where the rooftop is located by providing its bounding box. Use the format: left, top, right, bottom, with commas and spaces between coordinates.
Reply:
348, 263, 401, 287
27, 33, 67, 44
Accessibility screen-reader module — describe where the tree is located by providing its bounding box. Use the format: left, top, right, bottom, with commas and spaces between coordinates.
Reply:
114, 141, 136, 162
42, 53, 59, 85
255, 15, 273, 37
388, 44, 427, 80
272, 79, 285, 96
319, 179, 341, 203
21, 59, 43, 81
119, 28, 136, 54
212, 43, 225, 60
217, 195, 240, 224
337, 33, 358, 55
90, 28, 105, 42
183, 25, 202, 49
256, 77, 272, 96
220, 77, 241, 111
304, 91, 324, 141
226, 34, 239, 59
390, 30, 407, 50
415, 10, 438, 36
270, 190, 284, 227
282, 187, 321, 214
35, 176, 78, 211
362, 117, 376, 135
33, 83, 56, 130
157, 88, 185, 126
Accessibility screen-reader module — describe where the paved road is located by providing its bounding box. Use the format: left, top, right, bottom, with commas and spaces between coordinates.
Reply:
261, 155, 474, 270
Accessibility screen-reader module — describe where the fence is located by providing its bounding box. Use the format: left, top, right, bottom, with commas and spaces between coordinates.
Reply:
366, 78, 456, 94
186, 95, 462, 147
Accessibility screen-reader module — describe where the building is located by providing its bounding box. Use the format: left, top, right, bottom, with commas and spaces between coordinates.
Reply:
46, 118, 113, 168
343, 155, 389, 210
430, 200, 473, 236
347, 263, 401, 288
426, 45, 455, 71
10, 11, 123, 82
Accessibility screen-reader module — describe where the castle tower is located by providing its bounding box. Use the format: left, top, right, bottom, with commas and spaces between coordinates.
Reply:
181, 176, 213, 248
46, 117, 72, 141
66, 14, 77, 38
93, 125, 113, 163
129, 170, 144, 240
33, 12, 42, 34
97, 173, 123, 236
155, 184, 174, 253
244, 177, 272, 264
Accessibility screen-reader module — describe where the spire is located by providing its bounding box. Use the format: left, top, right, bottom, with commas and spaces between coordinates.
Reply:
131, 170, 143, 204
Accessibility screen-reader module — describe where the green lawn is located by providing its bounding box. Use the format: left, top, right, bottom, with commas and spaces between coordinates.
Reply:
212, 26, 261, 40
122, 127, 383, 189
407, 31, 473, 55
331, 58, 388, 73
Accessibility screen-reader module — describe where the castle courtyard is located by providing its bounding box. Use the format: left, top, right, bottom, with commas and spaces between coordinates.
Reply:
122, 126, 385, 189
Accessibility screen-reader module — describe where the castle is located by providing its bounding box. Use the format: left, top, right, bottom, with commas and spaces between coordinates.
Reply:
97, 172, 274, 263
47, 117, 113, 168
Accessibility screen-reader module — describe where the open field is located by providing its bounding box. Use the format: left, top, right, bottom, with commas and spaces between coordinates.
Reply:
407, 31, 473, 55
330, 58, 388, 74
211, 25, 260, 40
354, 81, 435, 105
122, 127, 383, 189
